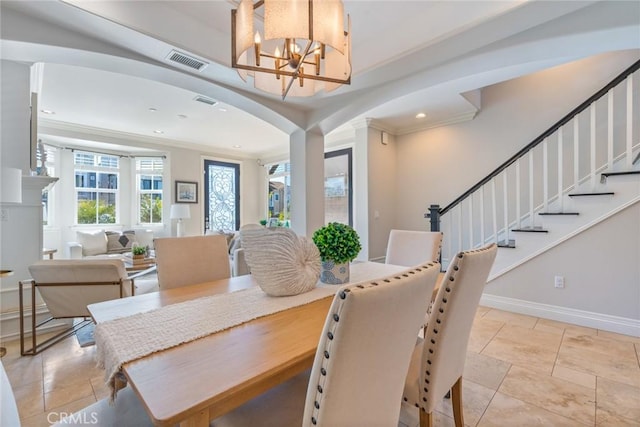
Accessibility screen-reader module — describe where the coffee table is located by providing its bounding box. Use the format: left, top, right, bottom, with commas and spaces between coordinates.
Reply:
123, 257, 156, 277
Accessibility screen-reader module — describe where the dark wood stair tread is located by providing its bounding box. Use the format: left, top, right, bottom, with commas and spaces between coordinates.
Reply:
601, 170, 640, 182
512, 227, 549, 233
569, 192, 614, 197
497, 239, 516, 248
538, 212, 580, 216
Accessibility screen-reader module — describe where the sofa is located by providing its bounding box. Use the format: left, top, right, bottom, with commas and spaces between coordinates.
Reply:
67, 229, 155, 259
206, 224, 263, 276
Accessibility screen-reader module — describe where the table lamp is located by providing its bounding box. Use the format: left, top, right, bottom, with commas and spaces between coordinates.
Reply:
170, 204, 190, 237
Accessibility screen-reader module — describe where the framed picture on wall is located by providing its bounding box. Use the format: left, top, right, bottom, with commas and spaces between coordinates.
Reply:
175, 181, 198, 203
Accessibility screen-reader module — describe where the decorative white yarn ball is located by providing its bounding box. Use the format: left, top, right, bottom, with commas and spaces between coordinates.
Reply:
241, 227, 321, 296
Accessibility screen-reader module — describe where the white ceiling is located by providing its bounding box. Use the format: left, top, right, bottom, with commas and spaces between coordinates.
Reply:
1, 0, 639, 158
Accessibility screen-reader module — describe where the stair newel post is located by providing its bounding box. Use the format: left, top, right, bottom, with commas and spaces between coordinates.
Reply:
428, 204, 441, 232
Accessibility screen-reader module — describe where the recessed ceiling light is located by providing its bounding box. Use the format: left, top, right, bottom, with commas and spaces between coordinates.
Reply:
153, 130, 164, 134
177, 114, 187, 119
148, 107, 157, 112
416, 112, 426, 119
219, 108, 227, 112
233, 144, 241, 148
40, 109, 55, 115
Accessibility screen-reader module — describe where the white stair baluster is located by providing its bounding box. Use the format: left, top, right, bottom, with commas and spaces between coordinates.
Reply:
542, 138, 549, 212
480, 186, 485, 245
468, 195, 474, 248
574, 118, 580, 191
590, 103, 596, 189
516, 158, 521, 229
529, 150, 534, 228
491, 178, 498, 243
558, 127, 564, 212
608, 89, 614, 171
626, 74, 633, 169
503, 173, 509, 245
445, 215, 452, 267
457, 204, 463, 253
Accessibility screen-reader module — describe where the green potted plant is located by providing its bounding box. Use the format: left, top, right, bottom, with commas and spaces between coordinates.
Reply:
131, 244, 147, 263
312, 222, 362, 284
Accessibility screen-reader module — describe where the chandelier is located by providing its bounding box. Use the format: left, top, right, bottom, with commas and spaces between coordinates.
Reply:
231, 0, 352, 100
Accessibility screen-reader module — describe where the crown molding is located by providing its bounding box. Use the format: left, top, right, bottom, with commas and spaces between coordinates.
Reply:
396, 111, 478, 136
38, 119, 256, 160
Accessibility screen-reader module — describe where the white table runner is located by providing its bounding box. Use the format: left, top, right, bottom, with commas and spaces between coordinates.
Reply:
95, 262, 409, 400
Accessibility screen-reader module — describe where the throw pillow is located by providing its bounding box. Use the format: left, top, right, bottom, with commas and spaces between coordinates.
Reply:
106, 231, 135, 254
76, 230, 108, 256
241, 227, 320, 296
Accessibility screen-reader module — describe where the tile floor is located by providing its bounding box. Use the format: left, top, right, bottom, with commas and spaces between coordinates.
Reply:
2, 307, 639, 427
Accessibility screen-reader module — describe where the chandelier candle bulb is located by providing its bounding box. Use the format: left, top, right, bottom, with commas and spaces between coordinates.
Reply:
274, 47, 281, 79
254, 32, 261, 66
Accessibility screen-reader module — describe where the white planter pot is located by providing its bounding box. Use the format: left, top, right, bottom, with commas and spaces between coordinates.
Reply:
320, 261, 349, 284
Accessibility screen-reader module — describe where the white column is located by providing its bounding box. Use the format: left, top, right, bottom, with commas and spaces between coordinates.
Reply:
353, 124, 369, 261
289, 129, 325, 238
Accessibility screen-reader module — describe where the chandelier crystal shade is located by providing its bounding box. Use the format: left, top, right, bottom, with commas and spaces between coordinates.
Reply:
231, 0, 352, 100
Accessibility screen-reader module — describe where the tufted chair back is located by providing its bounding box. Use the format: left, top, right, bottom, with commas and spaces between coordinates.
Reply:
302, 261, 441, 426
385, 230, 443, 267
402, 243, 497, 427
154, 235, 230, 289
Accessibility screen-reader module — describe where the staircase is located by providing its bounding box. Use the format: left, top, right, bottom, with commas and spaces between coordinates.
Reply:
428, 59, 640, 279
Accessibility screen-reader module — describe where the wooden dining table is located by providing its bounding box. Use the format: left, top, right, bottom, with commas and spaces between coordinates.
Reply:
88, 261, 441, 427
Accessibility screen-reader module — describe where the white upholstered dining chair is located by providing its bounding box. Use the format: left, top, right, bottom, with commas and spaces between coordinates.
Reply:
385, 230, 443, 267
52, 386, 153, 427
212, 261, 441, 427
400, 243, 497, 427
154, 235, 231, 289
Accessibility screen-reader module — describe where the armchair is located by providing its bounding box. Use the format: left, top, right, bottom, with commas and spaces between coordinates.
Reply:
19, 259, 132, 355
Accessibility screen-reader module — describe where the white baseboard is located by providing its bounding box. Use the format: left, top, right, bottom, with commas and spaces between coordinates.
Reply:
0, 306, 70, 341
480, 293, 640, 337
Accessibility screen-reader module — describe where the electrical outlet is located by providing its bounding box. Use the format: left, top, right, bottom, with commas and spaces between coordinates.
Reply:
0, 209, 7, 222
554, 275, 565, 289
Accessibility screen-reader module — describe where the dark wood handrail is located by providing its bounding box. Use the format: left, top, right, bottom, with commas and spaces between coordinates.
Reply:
439, 58, 640, 217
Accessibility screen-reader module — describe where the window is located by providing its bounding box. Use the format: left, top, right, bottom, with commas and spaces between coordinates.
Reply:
265, 149, 353, 227
268, 162, 291, 226
136, 158, 164, 224
74, 152, 119, 224
40, 144, 57, 226
324, 148, 353, 226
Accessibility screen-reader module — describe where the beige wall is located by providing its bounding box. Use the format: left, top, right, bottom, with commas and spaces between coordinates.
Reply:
486, 203, 640, 320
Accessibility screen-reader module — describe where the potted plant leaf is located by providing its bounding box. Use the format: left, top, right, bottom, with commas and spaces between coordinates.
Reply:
312, 222, 362, 284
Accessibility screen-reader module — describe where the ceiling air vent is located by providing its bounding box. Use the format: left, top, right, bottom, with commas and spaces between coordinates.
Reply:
193, 95, 218, 106
166, 50, 208, 71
